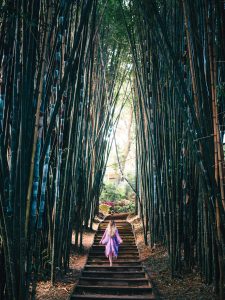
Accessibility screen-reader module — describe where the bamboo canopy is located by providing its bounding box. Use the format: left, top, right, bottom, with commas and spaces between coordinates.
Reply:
0, 0, 224, 299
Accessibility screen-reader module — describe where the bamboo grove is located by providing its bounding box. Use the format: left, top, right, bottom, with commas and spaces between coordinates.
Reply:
123, 0, 225, 297
0, 0, 225, 299
0, 0, 127, 298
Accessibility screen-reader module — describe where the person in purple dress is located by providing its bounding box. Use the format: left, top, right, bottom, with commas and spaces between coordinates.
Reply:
99, 220, 123, 266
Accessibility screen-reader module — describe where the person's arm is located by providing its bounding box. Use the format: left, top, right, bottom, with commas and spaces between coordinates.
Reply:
100, 228, 107, 244
115, 229, 123, 244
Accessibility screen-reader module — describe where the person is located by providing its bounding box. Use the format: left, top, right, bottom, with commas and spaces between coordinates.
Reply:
99, 220, 123, 266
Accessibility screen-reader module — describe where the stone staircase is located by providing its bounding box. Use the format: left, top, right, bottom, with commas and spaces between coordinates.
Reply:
69, 214, 155, 299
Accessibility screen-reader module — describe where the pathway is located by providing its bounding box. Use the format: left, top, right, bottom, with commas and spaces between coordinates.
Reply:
69, 214, 155, 299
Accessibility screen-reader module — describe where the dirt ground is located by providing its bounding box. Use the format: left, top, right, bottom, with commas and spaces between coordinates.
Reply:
127, 214, 219, 300
36, 218, 101, 300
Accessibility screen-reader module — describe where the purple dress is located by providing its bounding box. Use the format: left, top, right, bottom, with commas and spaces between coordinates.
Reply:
100, 228, 123, 258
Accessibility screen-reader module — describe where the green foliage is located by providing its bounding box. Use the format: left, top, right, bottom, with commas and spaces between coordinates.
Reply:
216, 82, 225, 98
98, 0, 132, 64
112, 199, 135, 213
100, 183, 126, 201
99, 0, 125, 42
100, 180, 136, 214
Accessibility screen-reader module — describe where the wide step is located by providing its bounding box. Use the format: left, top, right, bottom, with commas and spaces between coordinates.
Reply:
86, 261, 141, 266
84, 265, 143, 271
71, 295, 155, 300
82, 271, 146, 278
69, 215, 155, 299
90, 248, 138, 252
89, 253, 139, 257
79, 277, 149, 286
76, 285, 152, 294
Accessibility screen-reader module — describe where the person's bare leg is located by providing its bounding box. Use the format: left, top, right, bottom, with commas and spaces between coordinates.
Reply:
109, 254, 112, 266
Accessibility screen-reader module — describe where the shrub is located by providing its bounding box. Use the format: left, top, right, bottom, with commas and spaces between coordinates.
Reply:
100, 183, 126, 201
100, 182, 136, 214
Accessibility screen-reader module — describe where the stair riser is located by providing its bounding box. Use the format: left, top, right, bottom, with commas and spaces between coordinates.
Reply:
99, 227, 132, 229
99, 225, 132, 227
93, 245, 136, 247
82, 272, 146, 278
94, 241, 135, 243
96, 232, 133, 234
91, 249, 138, 252
97, 236, 133, 238
94, 239, 136, 247
88, 257, 139, 260
99, 229, 132, 231
100, 224, 129, 226
99, 230, 132, 233
89, 252, 139, 259
91, 246, 138, 251
75, 286, 152, 295
92, 243, 137, 250
98, 228, 132, 231
96, 238, 134, 240
94, 243, 136, 246
99, 230, 132, 231
96, 235, 134, 237
81, 275, 146, 279
89, 251, 138, 254
100, 225, 131, 227
86, 262, 141, 266
95, 238, 135, 240
79, 280, 149, 286
86, 262, 140, 265
90, 248, 138, 255
70, 294, 155, 300
94, 242, 136, 245
96, 232, 134, 238
101, 221, 130, 223
71, 296, 154, 300
84, 266, 143, 271
88, 257, 139, 261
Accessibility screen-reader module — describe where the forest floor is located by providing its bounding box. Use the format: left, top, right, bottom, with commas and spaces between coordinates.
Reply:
36, 216, 102, 300
127, 214, 220, 300
36, 213, 220, 300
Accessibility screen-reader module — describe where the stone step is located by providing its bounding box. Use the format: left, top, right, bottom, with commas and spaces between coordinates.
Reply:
69, 215, 154, 300
71, 294, 155, 299
84, 265, 144, 272
81, 271, 146, 278
92, 245, 138, 249
79, 277, 149, 286
75, 285, 152, 295
89, 249, 138, 253
88, 253, 139, 258
86, 263, 142, 267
